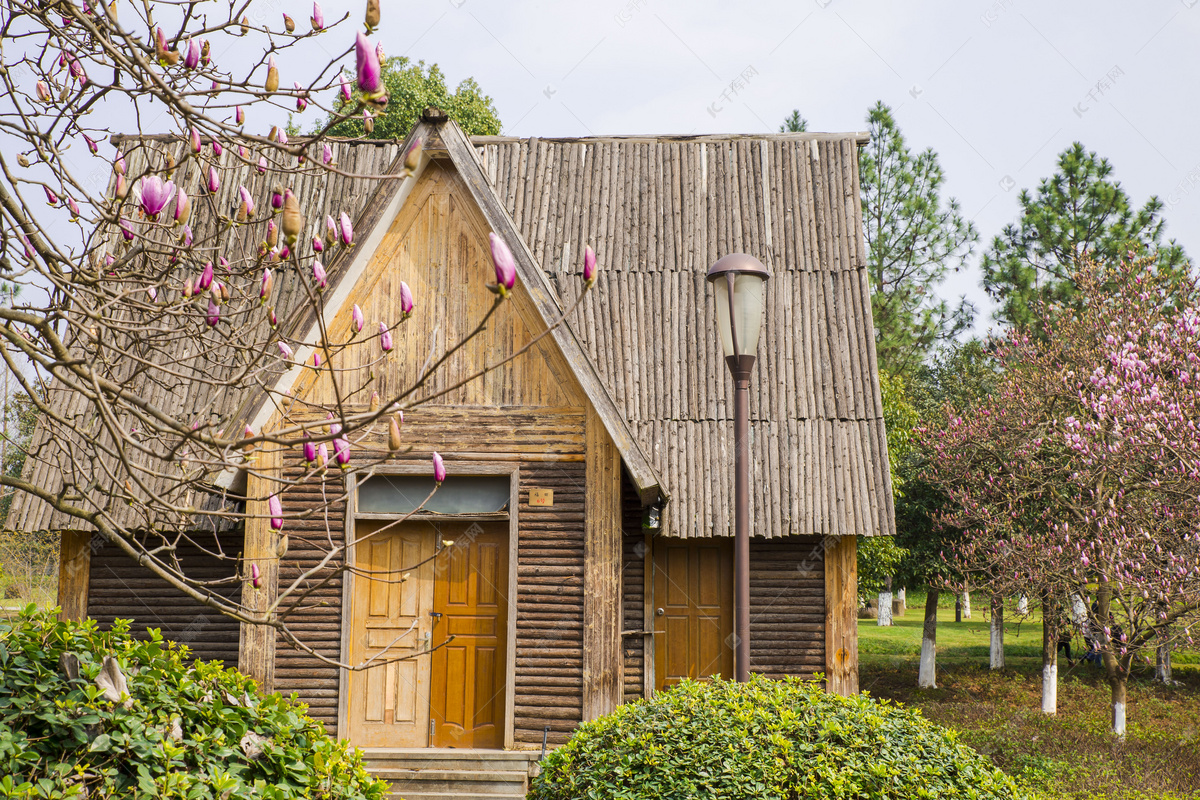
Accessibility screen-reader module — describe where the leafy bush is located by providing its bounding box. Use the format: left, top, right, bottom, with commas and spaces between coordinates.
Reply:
529, 675, 1021, 800
0, 607, 386, 799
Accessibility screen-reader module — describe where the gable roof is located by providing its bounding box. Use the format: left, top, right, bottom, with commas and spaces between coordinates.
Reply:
11, 116, 893, 541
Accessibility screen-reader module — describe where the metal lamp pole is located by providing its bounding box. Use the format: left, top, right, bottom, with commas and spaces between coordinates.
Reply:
706, 254, 769, 683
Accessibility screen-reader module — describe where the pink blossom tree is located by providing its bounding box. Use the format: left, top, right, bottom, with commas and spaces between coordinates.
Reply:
924, 256, 1200, 737
0, 1, 595, 668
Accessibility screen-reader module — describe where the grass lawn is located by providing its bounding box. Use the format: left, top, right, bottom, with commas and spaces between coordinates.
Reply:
860, 595, 1200, 799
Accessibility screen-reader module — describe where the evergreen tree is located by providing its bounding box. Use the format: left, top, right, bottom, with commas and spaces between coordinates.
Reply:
981, 142, 1187, 329
320, 57, 501, 140
859, 102, 977, 378
780, 110, 808, 133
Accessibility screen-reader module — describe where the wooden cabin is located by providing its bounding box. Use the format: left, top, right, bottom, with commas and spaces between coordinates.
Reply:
14, 113, 893, 793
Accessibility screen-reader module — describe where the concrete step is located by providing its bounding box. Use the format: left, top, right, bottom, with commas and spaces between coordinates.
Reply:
383, 793, 521, 800
374, 769, 526, 795
363, 748, 540, 774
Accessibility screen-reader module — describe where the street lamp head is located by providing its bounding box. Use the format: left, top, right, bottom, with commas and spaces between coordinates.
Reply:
706, 254, 770, 361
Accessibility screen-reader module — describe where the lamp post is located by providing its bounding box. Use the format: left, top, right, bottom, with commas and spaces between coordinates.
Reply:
706, 253, 769, 683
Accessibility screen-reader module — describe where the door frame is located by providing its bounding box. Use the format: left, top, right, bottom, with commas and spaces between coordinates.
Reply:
337, 462, 520, 750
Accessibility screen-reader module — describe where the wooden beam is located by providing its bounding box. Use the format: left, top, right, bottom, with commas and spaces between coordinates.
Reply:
239, 445, 281, 691
583, 409, 622, 720
57, 531, 91, 622
824, 535, 858, 695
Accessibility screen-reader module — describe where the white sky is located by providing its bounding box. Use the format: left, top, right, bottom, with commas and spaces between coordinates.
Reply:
295, 0, 1200, 338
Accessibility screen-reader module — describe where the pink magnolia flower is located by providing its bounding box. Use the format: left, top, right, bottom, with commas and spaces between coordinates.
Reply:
355, 32, 385, 100
236, 106, 245, 125
238, 185, 255, 217
489, 233, 516, 293
277, 340, 293, 360
312, 235, 324, 253
312, 260, 327, 290
114, 152, 126, 175
257, 155, 268, 175
184, 38, 200, 69
303, 439, 317, 464
66, 196, 80, 217
119, 217, 134, 241
339, 211, 353, 246
206, 297, 220, 326
212, 139, 223, 157
44, 185, 58, 205
323, 143, 333, 164
379, 321, 393, 352
133, 176, 176, 219
583, 245, 597, 288
260, 268, 273, 302
294, 82, 307, 112
179, 224, 193, 247
35, 80, 50, 102
317, 443, 329, 469
198, 261, 214, 291
432, 451, 446, 483
339, 71, 352, 103
311, 2, 324, 31
399, 281, 414, 318
352, 303, 364, 333
271, 186, 284, 210
334, 436, 351, 468
207, 166, 220, 193
190, 127, 201, 154
174, 188, 190, 225
251, 563, 262, 588
268, 493, 283, 530
83, 134, 98, 154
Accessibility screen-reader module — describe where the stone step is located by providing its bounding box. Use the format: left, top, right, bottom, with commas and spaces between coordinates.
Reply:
363, 748, 541, 774
383, 793, 522, 800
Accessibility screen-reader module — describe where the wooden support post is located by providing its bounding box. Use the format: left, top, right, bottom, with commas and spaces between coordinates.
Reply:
57, 531, 92, 622
824, 535, 858, 695
239, 446, 280, 692
583, 410, 622, 720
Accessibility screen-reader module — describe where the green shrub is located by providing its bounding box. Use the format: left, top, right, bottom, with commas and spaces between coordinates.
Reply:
530, 675, 1021, 800
0, 607, 386, 800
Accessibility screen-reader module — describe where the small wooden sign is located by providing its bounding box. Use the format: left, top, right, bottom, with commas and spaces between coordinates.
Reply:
529, 488, 554, 507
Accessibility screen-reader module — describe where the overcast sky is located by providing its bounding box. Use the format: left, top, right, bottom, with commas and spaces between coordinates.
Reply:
292, 0, 1200, 338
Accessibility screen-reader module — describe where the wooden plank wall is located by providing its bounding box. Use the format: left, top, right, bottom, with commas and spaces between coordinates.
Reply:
582, 411, 622, 721
272, 456, 347, 733
87, 532, 243, 665
749, 536, 826, 678
515, 461, 586, 746
620, 475, 646, 703
824, 535, 859, 695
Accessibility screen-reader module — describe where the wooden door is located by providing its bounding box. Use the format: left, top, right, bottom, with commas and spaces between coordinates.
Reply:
347, 520, 435, 747
653, 538, 734, 690
430, 522, 509, 748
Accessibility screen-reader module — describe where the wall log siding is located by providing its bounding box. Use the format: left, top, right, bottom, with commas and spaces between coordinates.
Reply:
621, 477, 646, 703
57, 531, 90, 622
86, 532, 244, 666
582, 410, 622, 720
749, 536, 826, 678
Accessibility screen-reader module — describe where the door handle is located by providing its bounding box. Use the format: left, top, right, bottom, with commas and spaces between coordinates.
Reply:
656, 608, 665, 616
429, 611, 443, 618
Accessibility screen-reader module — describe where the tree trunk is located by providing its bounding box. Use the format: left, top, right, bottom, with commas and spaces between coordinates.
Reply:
877, 575, 893, 627
1017, 595, 1029, 615
954, 596, 962, 623
1156, 628, 1173, 684
989, 594, 1005, 670
961, 590, 971, 619
1041, 594, 1057, 715
1111, 675, 1127, 738
918, 588, 939, 688
897, 586, 906, 615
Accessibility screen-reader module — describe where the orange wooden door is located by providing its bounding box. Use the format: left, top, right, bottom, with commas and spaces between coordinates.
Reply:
430, 523, 509, 748
653, 538, 734, 690
347, 520, 435, 747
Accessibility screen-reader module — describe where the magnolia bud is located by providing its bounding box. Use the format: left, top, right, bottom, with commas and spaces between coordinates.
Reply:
388, 414, 403, 451
369, 391, 380, 412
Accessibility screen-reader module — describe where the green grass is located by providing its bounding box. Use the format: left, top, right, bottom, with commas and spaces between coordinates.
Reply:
860, 599, 1200, 799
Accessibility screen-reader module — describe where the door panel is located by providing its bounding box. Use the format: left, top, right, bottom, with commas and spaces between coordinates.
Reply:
653, 539, 734, 690
347, 521, 435, 747
430, 523, 509, 748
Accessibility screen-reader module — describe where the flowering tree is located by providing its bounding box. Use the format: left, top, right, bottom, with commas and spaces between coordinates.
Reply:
0, 1, 599, 668
925, 256, 1200, 736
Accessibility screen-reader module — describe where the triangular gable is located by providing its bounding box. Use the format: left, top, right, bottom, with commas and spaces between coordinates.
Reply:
235, 114, 663, 504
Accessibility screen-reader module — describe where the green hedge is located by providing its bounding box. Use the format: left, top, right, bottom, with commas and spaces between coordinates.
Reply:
0, 607, 386, 799
530, 675, 1020, 800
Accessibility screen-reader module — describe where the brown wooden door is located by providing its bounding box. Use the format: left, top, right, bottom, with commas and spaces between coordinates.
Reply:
430, 522, 509, 748
347, 520, 435, 747
653, 538, 733, 690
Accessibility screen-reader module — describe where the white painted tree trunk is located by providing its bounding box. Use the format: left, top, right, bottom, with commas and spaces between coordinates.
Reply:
1072, 594, 1088, 624
989, 598, 1004, 669
1017, 595, 1029, 615
961, 591, 971, 619
1041, 660, 1057, 715
1156, 638, 1173, 684
897, 587, 906, 615
918, 590, 939, 688
1112, 679, 1127, 738
877, 591, 893, 626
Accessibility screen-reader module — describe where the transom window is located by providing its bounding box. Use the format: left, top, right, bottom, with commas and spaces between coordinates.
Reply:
357, 474, 510, 515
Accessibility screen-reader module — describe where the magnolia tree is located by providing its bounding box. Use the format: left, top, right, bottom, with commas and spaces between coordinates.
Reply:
0, 1, 599, 668
925, 256, 1200, 736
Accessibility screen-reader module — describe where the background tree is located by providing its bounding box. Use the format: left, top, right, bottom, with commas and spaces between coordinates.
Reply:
859, 102, 977, 378
321, 57, 501, 139
926, 256, 1200, 736
780, 109, 808, 133
981, 142, 1188, 329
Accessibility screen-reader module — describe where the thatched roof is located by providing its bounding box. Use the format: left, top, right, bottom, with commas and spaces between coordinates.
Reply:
13, 115, 894, 540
